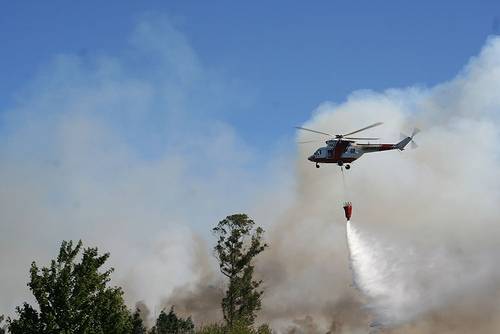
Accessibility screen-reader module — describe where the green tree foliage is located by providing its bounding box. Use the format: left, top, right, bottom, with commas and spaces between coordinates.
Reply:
213, 214, 268, 328
255, 324, 272, 334
150, 306, 194, 334
195, 323, 225, 334
132, 308, 147, 334
195, 323, 272, 334
0, 315, 6, 334
8, 240, 133, 334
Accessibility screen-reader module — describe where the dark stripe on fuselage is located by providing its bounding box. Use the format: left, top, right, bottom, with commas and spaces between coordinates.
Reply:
312, 157, 358, 164
378, 144, 394, 151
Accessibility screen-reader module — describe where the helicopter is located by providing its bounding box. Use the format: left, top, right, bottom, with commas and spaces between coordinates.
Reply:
296, 122, 418, 169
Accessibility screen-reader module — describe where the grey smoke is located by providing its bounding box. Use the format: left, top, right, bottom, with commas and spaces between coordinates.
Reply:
0, 16, 280, 316
257, 36, 500, 332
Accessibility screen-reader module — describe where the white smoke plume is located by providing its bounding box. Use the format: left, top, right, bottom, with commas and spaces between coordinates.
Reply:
1, 14, 500, 333
0, 15, 285, 318
258, 36, 500, 332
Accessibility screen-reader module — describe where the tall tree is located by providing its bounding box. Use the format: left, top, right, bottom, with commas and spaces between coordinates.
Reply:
8, 240, 133, 334
213, 214, 268, 328
150, 307, 194, 334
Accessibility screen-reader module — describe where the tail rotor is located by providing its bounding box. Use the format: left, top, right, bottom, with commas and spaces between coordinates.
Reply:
400, 128, 420, 149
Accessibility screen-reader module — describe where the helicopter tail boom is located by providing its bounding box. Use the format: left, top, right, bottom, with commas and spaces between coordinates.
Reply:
358, 136, 411, 153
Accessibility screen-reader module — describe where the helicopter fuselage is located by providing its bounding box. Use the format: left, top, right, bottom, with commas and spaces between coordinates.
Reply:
297, 122, 417, 168
307, 139, 404, 166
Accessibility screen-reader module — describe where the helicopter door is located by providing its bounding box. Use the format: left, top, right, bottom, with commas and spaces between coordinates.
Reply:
327, 149, 333, 159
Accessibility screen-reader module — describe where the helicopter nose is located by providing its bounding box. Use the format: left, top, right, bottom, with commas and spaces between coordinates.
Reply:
308, 155, 314, 161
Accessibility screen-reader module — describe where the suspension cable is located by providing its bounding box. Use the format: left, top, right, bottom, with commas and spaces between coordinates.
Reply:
341, 166, 350, 202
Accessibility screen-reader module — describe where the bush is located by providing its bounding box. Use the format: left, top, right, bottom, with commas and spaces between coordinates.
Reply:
195, 322, 272, 334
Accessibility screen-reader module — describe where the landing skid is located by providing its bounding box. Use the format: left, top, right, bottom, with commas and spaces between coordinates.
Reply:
314, 163, 350, 169
338, 161, 351, 169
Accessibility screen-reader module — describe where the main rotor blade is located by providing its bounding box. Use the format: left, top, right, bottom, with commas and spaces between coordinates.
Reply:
297, 140, 322, 144
344, 137, 380, 140
295, 126, 333, 137
343, 122, 383, 137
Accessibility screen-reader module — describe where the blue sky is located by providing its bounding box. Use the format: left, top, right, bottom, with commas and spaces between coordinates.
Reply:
1, 1, 499, 150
